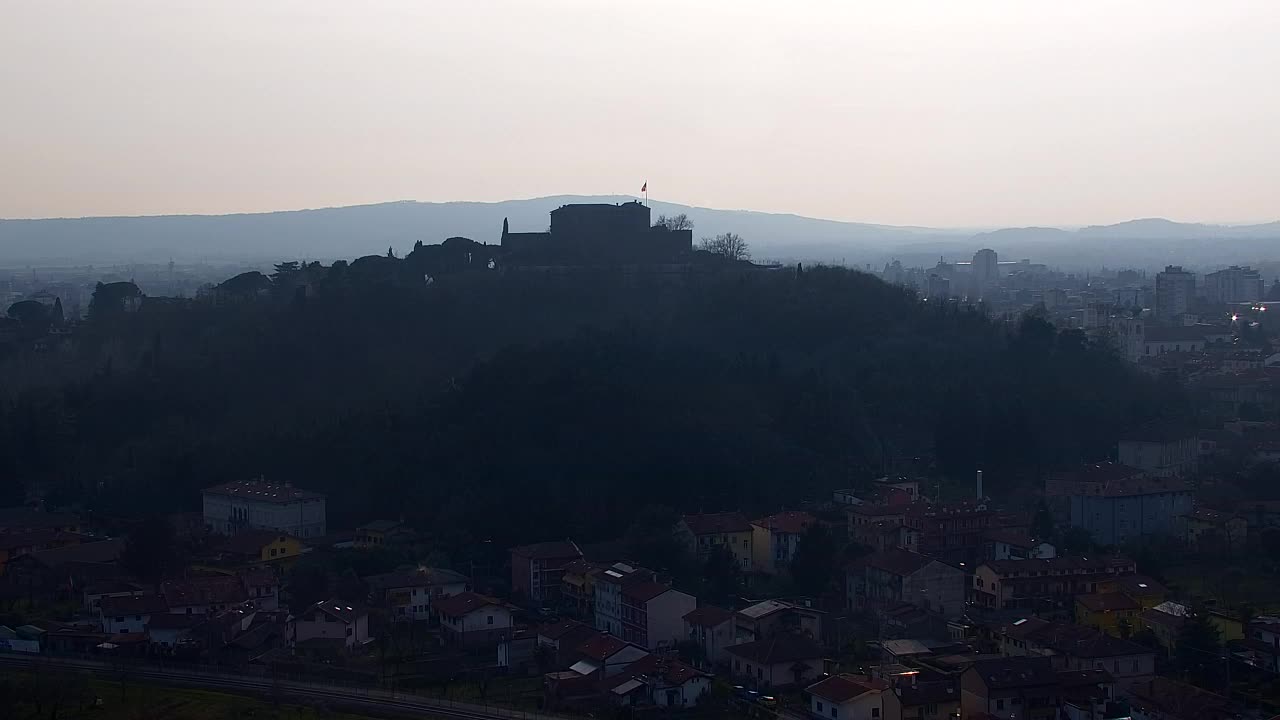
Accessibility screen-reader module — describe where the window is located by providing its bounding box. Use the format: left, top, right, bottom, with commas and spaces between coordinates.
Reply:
1114, 660, 1120, 673
830, 708, 837, 718
925, 704, 937, 714
346, 626, 353, 636
135, 615, 143, 621
270, 548, 278, 557
871, 709, 879, 718
487, 615, 494, 625
996, 699, 1004, 710
816, 702, 824, 713
115, 616, 124, 623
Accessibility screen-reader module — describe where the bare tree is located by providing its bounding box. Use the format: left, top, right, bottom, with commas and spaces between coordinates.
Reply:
697, 233, 751, 262
653, 213, 694, 231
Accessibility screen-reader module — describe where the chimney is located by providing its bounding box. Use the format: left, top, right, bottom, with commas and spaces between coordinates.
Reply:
976, 470, 983, 500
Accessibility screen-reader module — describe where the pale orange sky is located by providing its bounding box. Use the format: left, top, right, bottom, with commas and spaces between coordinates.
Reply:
2, 0, 1278, 227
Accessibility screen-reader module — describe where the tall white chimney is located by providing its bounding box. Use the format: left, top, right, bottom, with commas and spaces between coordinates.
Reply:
976, 469, 984, 500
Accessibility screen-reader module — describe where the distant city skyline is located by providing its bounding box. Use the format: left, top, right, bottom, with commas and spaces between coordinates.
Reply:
3, 1, 1278, 226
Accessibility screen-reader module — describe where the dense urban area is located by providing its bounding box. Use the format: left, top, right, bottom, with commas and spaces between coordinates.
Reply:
2, 203, 1280, 720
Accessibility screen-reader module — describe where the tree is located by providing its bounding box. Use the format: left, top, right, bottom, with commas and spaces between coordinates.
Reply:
697, 233, 750, 262
1118, 616, 1132, 640
119, 516, 180, 588
790, 523, 837, 596
1059, 526, 1095, 554
1261, 527, 1280, 565
1176, 604, 1223, 689
702, 545, 743, 606
287, 562, 330, 613
654, 213, 694, 231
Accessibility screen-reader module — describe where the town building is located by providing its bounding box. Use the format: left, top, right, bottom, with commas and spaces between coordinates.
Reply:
601, 654, 711, 709
1118, 430, 1198, 477
99, 594, 167, 634
972, 556, 1137, 615
201, 479, 327, 539
905, 501, 995, 567
1063, 476, 1193, 545
353, 519, 416, 549
988, 617, 1155, 692
82, 580, 147, 614
536, 619, 600, 669
594, 562, 653, 638
676, 512, 754, 570
983, 529, 1056, 561
734, 599, 824, 644
1180, 507, 1248, 551
1128, 676, 1240, 720
162, 575, 248, 616
1139, 326, 1209, 357
1203, 265, 1264, 304
1075, 593, 1141, 636
805, 674, 889, 720
848, 549, 966, 618
288, 599, 369, 653
510, 540, 583, 604
217, 529, 306, 565
1154, 265, 1196, 323
363, 567, 469, 622
751, 511, 816, 575
560, 559, 603, 616
1094, 575, 1167, 610
682, 605, 736, 669
434, 592, 513, 648
571, 633, 651, 679
239, 566, 281, 611
726, 631, 828, 689
618, 581, 696, 650
883, 676, 963, 720
961, 656, 1060, 719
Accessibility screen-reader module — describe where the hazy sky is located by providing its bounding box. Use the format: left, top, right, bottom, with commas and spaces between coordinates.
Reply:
3, 1, 1278, 227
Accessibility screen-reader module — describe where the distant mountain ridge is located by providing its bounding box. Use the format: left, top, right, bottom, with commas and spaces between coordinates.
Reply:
1, 196, 1278, 269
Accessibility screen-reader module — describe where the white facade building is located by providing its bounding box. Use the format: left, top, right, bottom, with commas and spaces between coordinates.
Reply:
202, 479, 326, 539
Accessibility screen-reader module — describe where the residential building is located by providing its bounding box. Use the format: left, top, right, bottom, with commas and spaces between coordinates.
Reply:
726, 632, 828, 689
0, 507, 80, 534
434, 591, 513, 648
1180, 508, 1248, 551
989, 617, 1155, 692
571, 633, 650, 679
1057, 669, 1121, 720
1140, 326, 1208, 357
0, 529, 86, 574
82, 580, 146, 614
1094, 575, 1167, 610
682, 605, 736, 668
905, 501, 994, 567
972, 556, 1137, 614
162, 575, 248, 616
676, 512, 754, 570
751, 511, 816, 575
855, 521, 921, 554
848, 504, 910, 540
218, 529, 306, 564
1203, 266, 1263, 304
805, 674, 889, 720
602, 654, 711, 709
1138, 603, 1185, 652
363, 567, 469, 622
883, 676, 962, 720
510, 540, 583, 603
1128, 677, 1240, 720
983, 529, 1056, 561
1154, 266, 1195, 323
202, 479, 326, 539
960, 656, 1060, 720
288, 598, 369, 652
560, 559, 603, 616
353, 519, 416, 549
146, 613, 202, 649
536, 619, 600, 669
1243, 617, 1280, 674
99, 594, 167, 634
1075, 593, 1141, 636
1118, 430, 1198, 477
1065, 477, 1194, 545
594, 562, 652, 637
619, 581, 695, 650
734, 599, 824, 644
849, 549, 966, 618
239, 566, 281, 611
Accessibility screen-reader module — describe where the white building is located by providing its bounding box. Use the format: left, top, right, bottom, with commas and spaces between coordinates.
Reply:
99, 594, 167, 635
1155, 266, 1196, 322
289, 599, 369, 651
1204, 266, 1263, 304
202, 479, 326, 539
364, 567, 469, 622
807, 674, 889, 720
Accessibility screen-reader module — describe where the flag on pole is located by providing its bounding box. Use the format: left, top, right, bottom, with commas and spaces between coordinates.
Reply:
641, 182, 647, 193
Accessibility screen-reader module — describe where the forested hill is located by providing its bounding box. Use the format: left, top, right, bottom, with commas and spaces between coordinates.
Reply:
0, 253, 1184, 558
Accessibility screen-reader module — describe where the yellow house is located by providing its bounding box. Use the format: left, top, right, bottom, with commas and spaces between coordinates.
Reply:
560, 559, 603, 615
354, 519, 416, 549
1076, 593, 1140, 636
1182, 508, 1248, 551
678, 512, 755, 571
1095, 575, 1167, 610
222, 529, 306, 564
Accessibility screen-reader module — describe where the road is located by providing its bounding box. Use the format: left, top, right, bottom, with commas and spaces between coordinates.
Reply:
0, 652, 571, 720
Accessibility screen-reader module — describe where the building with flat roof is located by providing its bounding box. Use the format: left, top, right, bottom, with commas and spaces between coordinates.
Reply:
501, 202, 692, 265
201, 479, 326, 539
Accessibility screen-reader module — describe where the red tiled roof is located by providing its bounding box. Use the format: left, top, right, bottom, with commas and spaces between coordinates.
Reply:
577, 633, 631, 661
1106, 575, 1167, 597
753, 511, 815, 535
622, 581, 672, 603
806, 674, 886, 703
221, 530, 302, 556
982, 528, 1039, 548
682, 512, 752, 535
1077, 593, 1140, 613
850, 504, 908, 518
683, 606, 735, 628
100, 594, 168, 616
163, 576, 247, 607
433, 591, 502, 618
605, 654, 705, 689
538, 619, 592, 641
726, 632, 824, 665
863, 549, 934, 577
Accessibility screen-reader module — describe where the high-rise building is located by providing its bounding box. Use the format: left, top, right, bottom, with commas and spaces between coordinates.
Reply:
1154, 266, 1196, 322
971, 248, 998, 297
1203, 266, 1264, 304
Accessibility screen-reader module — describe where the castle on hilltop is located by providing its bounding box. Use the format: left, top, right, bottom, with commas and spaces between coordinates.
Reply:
501, 201, 692, 265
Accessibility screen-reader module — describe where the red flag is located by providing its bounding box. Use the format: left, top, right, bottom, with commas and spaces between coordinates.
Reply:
641, 182, 647, 193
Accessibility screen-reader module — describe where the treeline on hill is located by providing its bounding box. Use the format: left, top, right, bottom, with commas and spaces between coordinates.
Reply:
0, 240, 1187, 563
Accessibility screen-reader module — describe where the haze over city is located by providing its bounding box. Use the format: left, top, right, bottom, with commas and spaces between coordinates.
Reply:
3, 0, 1279, 226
